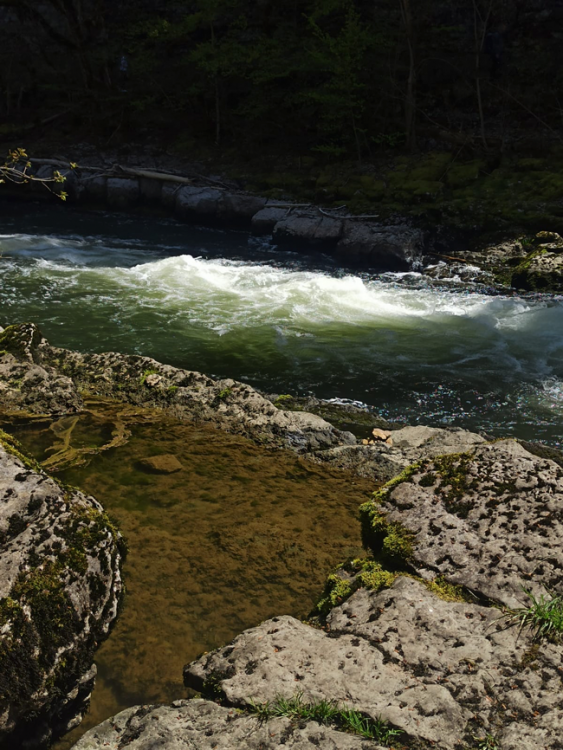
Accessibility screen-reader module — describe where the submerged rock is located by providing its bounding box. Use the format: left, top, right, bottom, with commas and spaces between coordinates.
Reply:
138, 454, 184, 474
0, 434, 124, 748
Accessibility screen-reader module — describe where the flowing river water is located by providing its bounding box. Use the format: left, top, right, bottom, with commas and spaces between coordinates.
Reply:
1, 203, 563, 444
1, 203, 563, 746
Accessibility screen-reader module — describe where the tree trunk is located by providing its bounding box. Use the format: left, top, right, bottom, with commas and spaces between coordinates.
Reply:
399, 0, 416, 151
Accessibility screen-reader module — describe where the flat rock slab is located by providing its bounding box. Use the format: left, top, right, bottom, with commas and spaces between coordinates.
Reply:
312, 425, 485, 482
138, 454, 184, 474
185, 577, 563, 750
374, 440, 563, 608
0, 439, 123, 748
70, 699, 384, 750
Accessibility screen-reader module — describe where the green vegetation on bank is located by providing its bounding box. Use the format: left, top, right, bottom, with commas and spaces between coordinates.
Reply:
2, 1, 563, 234
502, 587, 563, 642
248, 691, 403, 745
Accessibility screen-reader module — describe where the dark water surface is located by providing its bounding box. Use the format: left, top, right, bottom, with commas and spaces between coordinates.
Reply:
3, 400, 372, 748
1, 202, 563, 444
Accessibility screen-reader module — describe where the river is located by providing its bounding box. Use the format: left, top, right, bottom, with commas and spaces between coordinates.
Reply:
1, 202, 562, 445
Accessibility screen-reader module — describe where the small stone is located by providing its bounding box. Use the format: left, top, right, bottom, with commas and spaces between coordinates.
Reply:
385, 437, 393, 446
372, 428, 390, 441
138, 454, 183, 474
361, 439, 369, 445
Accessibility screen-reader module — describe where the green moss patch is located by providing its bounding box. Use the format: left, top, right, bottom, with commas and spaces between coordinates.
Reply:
313, 558, 397, 617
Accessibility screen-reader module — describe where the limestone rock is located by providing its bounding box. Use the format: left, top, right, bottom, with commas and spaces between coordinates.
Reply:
219, 192, 266, 223
70, 699, 384, 750
77, 175, 106, 203
511, 250, 563, 292
106, 177, 140, 209
138, 454, 183, 474
0, 437, 124, 748
273, 212, 343, 247
1, 324, 356, 454
251, 206, 289, 235
184, 577, 563, 750
370, 440, 563, 608
175, 186, 222, 220
335, 222, 424, 270
311, 425, 485, 482
0, 324, 82, 415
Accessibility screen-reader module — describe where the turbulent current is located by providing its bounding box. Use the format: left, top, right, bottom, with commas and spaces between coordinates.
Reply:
1, 204, 563, 445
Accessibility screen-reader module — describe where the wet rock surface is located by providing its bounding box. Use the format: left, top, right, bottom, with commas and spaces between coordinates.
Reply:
0, 324, 356, 454
71, 699, 385, 750
0, 436, 124, 748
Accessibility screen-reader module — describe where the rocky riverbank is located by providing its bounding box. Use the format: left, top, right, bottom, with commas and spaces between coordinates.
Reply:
72, 439, 563, 750
6, 154, 563, 291
0, 432, 124, 749
0, 323, 562, 749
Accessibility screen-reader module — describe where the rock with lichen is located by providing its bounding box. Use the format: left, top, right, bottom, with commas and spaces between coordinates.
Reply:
0, 323, 82, 415
360, 439, 563, 609
182, 576, 563, 750
0, 433, 124, 748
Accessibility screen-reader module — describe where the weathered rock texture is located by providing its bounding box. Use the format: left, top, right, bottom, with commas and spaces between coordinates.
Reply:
71, 699, 385, 750
0, 324, 355, 454
0, 435, 124, 748
366, 440, 563, 609
311, 425, 486, 483
0, 323, 83, 415
184, 577, 563, 750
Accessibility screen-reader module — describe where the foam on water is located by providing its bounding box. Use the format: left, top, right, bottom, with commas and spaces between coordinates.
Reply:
1, 229, 563, 441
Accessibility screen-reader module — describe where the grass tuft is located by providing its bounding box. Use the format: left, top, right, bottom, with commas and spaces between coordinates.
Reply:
502, 586, 563, 641
248, 692, 403, 745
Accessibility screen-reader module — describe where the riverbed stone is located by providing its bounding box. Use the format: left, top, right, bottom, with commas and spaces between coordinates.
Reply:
335, 222, 424, 270
138, 454, 183, 474
184, 576, 563, 749
251, 206, 289, 234
106, 177, 140, 209
0, 436, 124, 748
175, 186, 222, 220
219, 192, 266, 222
70, 699, 384, 750
367, 439, 563, 608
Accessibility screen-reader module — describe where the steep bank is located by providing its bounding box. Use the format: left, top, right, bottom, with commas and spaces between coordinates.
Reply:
0, 432, 124, 749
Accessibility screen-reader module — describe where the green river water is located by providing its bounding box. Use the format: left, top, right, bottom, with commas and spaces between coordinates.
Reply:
1, 202, 563, 746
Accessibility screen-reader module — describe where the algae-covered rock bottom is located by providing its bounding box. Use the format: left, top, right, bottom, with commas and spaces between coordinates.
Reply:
0, 323, 562, 750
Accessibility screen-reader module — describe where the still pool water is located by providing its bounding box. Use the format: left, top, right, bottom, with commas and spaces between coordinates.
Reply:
3, 399, 375, 748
